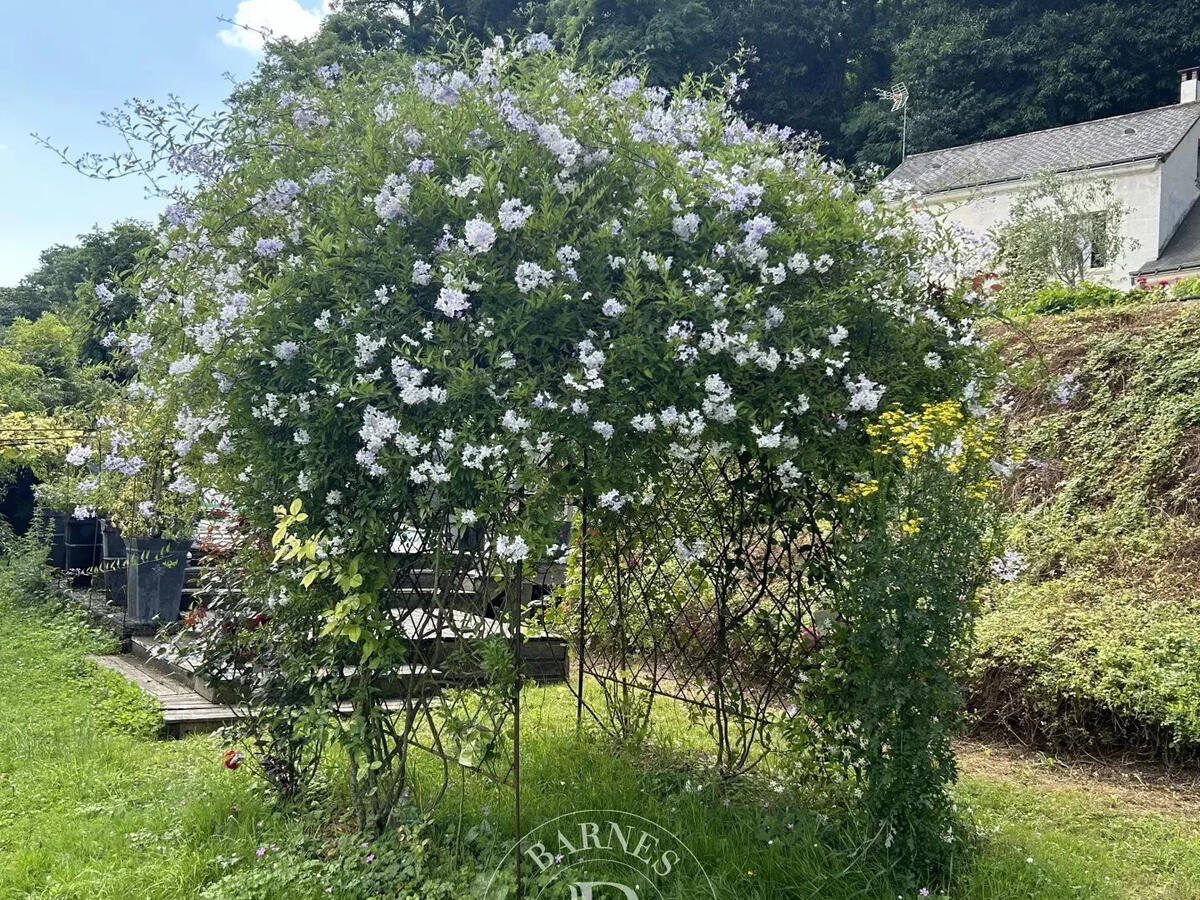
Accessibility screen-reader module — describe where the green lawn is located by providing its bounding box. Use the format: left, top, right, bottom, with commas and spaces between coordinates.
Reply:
2, 588, 1200, 899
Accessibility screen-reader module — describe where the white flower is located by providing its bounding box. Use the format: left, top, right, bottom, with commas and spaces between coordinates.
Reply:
592, 420, 614, 440
597, 489, 626, 511
169, 355, 200, 376
845, 374, 885, 412
411, 260, 433, 285
498, 198, 533, 231
1051, 372, 1080, 405
990, 457, 1015, 478
463, 217, 497, 253
293, 429, 310, 445
273, 341, 300, 361
65, 445, 93, 467
325, 489, 343, 505
374, 174, 412, 220
787, 252, 810, 274
752, 422, 786, 448
435, 287, 471, 318
672, 212, 700, 241
502, 410, 530, 432
630, 414, 657, 432
447, 174, 484, 198
168, 473, 197, 495
514, 261, 554, 294
496, 534, 530, 563
601, 297, 626, 318
458, 509, 478, 526
989, 549, 1027, 582
764, 306, 784, 330
673, 537, 706, 561
923, 352, 943, 370
827, 325, 849, 347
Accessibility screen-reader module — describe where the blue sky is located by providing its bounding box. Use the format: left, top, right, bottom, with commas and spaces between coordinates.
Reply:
0, 0, 331, 286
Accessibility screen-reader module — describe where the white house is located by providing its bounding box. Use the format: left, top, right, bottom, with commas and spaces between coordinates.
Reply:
887, 68, 1200, 287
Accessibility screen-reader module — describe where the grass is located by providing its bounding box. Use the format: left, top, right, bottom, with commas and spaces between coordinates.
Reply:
0, 594, 304, 900
2, 583, 1200, 899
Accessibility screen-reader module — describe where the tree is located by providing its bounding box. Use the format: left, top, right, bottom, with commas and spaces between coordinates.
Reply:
534, 0, 723, 87
992, 172, 1130, 293
0, 222, 154, 328
849, 0, 1200, 167
0, 222, 156, 374
0, 314, 108, 414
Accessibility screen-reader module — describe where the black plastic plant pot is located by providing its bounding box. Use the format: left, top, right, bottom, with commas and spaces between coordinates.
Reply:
101, 521, 128, 607
126, 537, 192, 627
40, 510, 66, 569
64, 515, 101, 571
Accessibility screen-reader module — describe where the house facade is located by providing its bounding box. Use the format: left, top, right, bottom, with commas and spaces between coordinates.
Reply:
887, 68, 1200, 288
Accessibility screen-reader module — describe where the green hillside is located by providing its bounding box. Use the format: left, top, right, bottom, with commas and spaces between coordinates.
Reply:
974, 302, 1200, 755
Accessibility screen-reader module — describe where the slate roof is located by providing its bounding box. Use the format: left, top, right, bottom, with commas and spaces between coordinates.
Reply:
887, 103, 1200, 194
1134, 198, 1200, 276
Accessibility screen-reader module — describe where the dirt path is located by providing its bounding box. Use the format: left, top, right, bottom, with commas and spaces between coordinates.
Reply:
956, 737, 1200, 816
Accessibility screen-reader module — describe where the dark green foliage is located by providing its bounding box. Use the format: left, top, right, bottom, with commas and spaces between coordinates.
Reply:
846, 0, 1200, 165
237, 0, 1200, 166
0, 221, 153, 335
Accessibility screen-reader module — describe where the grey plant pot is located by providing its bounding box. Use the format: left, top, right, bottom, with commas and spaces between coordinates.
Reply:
101, 521, 127, 607
39, 510, 66, 570
126, 537, 192, 627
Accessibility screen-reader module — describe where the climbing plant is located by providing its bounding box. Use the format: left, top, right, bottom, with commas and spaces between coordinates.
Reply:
74, 31, 998, 874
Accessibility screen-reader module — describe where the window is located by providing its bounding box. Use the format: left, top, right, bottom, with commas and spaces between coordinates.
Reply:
1080, 212, 1108, 269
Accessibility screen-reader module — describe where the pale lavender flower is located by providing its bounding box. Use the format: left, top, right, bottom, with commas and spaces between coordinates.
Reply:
255, 237, 284, 258
522, 33, 554, 53
435, 287, 471, 318
463, 217, 497, 253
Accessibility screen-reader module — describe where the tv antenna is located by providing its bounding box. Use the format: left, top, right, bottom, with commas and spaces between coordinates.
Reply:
874, 82, 910, 160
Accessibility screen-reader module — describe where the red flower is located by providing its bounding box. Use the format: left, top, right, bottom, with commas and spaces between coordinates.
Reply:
223, 749, 244, 770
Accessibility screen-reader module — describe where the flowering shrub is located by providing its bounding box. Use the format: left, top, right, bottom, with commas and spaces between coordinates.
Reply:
55, 406, 206, 538
97, 31, 994, 864
787, 401, 998, 871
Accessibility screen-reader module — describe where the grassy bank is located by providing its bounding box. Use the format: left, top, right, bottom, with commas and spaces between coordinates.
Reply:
976, 302, 1200, 757
3, 580, 1200, 898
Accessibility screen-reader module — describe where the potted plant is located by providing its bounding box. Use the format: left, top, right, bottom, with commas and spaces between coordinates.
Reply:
63, 413, 204, 627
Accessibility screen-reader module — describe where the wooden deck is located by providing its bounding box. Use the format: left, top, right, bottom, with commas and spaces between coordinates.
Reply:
88, 653, 241, 736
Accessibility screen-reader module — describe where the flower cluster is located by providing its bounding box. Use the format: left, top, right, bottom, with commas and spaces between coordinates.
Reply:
107, 34, 987, 577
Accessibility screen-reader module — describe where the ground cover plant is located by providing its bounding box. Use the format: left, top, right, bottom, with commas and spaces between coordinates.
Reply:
975, 301, 1200, 757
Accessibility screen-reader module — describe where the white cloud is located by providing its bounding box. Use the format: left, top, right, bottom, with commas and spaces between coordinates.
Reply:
218, 0, 331, 54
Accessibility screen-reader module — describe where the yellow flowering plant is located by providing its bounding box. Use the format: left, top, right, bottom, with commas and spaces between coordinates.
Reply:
788, 399, 1003, 881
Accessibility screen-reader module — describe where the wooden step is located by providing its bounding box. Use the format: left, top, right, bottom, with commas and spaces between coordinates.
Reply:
88, 653, 241, 737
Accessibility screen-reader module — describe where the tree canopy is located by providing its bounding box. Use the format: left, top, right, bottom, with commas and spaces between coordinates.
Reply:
0, 221, 154, 331
246, 0, 1200, 168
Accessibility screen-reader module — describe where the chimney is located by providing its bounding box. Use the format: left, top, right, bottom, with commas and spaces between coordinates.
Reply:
1181, 67, 1200, 103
